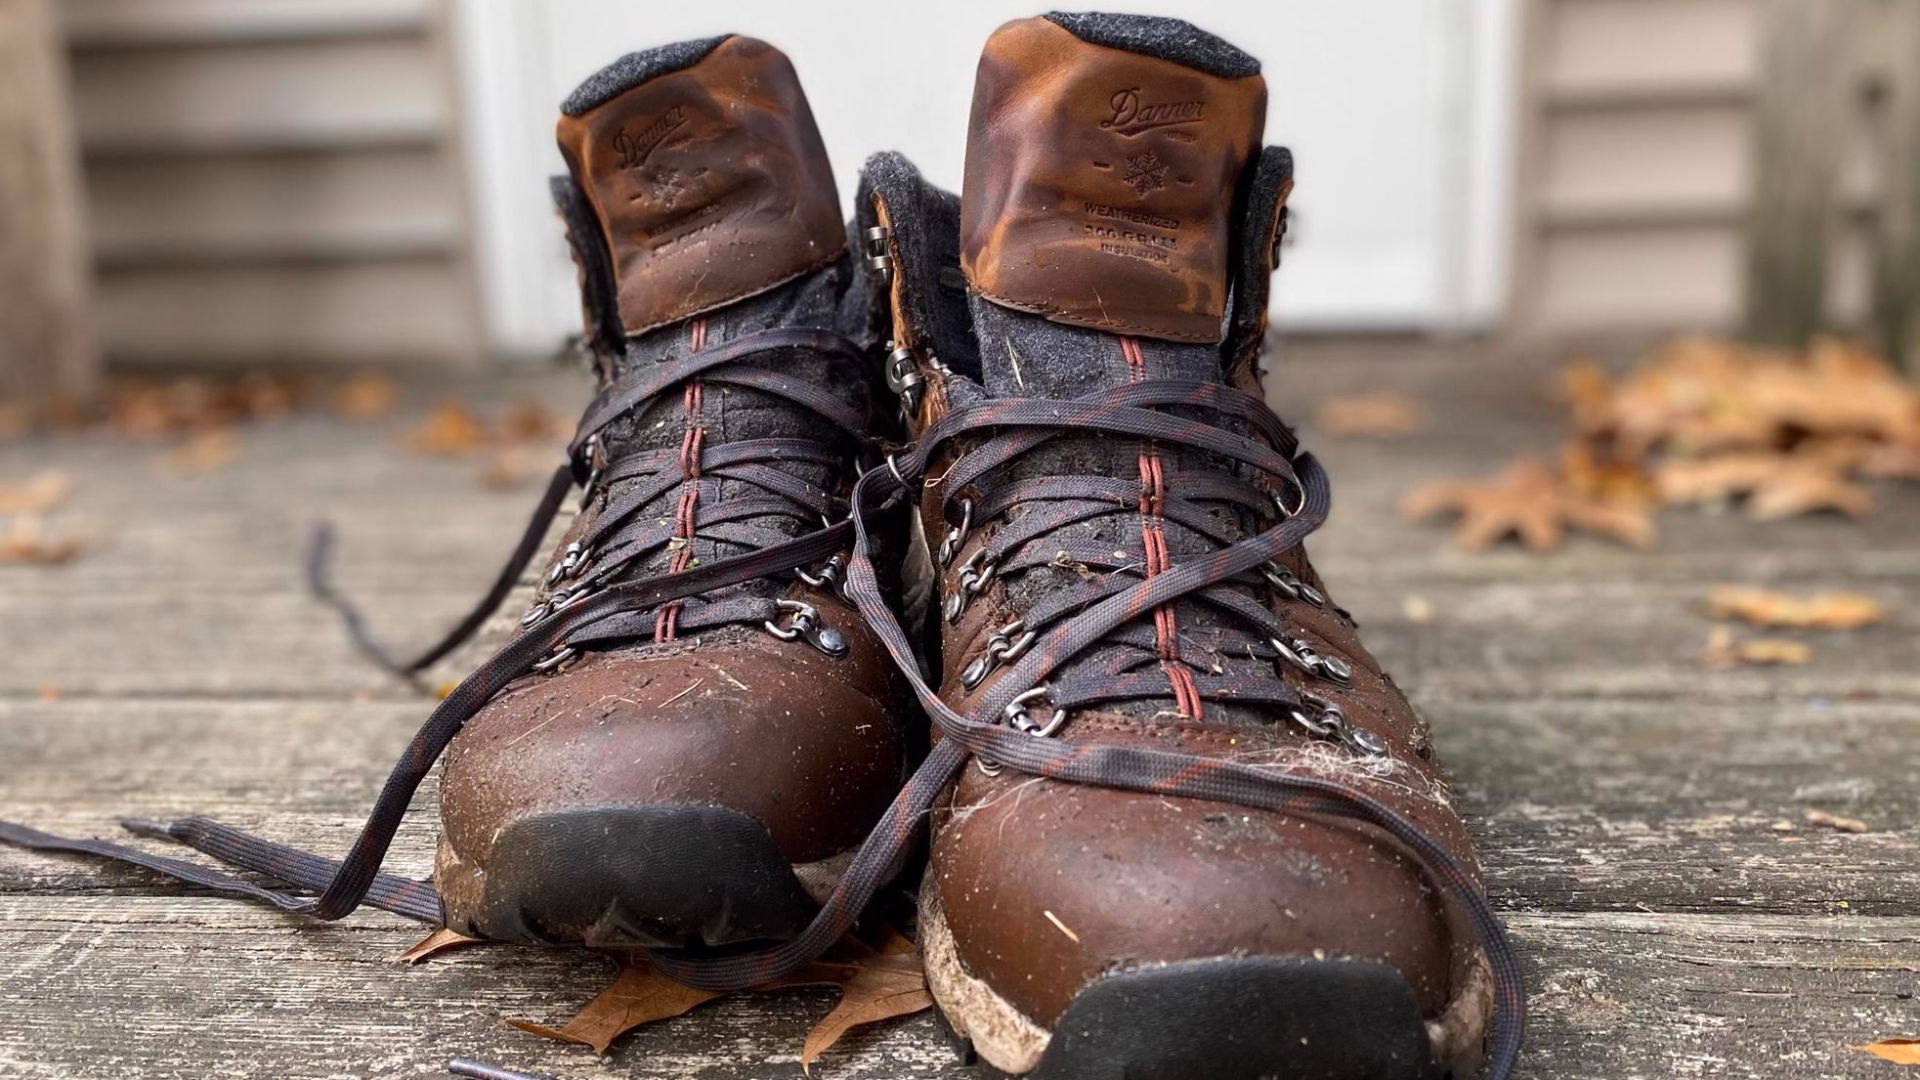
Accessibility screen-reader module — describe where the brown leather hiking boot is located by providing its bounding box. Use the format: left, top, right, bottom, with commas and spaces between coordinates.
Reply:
430, 35, 912, 949
857, 14, 1501, 1077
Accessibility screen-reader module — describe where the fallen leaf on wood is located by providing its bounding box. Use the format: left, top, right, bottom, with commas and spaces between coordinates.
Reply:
498, 400, 566, 443
1313, 394, 1428, 438
397, 926, 482, 964
507, 958, 721, 1053
798, 929, 933, 1074
0, 519, 87, 565
0, 470, 72, 515
1703, 626, 1810, 668
481, 446, 533, 490
160, 430, 239, 475
404, 402, 488, 456
508, 926, 932, 1065
1706, 586, 1883, 630
1655, 454, 1871, 520
1854, 1038, 1920, 1065
1860, 439, 1920, 480
1559, 442, 1659, 509
1401, 458, 1656, 551
1555, 358, 1614, 420
333, 374, 399, 420
1805, 809, 1869, 834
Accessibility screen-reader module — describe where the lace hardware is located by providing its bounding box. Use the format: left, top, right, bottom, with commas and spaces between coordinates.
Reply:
960, 618, 1035, 690
938, 498, 973, 567
578, 435, 607, 509
1262, 564, 1326, 608
531, 645, 581, 675
763, 598, 848, 657
1271, 482, 1307, 520
1005, 685, 1064, 738
884, 342, 925, 415
862, 225, 894, 284
797, 553, 849, 599
1268, 637, 1353, 685
944, 549, 998, 624
1289, 692, 1388, 759
546, 541, 589, 586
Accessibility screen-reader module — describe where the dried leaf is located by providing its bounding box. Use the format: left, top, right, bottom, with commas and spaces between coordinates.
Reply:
1805, 809, 1870, 834
1853, 1039, 1920, 1064
1655, 454, 1871, 520
799, 938, 933, 1073
1703, 626, 1810, 668
506, 926, 931, 1065
397, 926, 481, 964
508, 957, 721, 1053
160, 430, 239, 475
498, 400, 566, 443
1314, 394, 1427, 438
404, 402, 488, 456
481, 446, 533, 490
333, 374, 399, 420
1401, 458, 1656, 551
0, 519, 87, 565
1706, 587, 1883, 630
0, 470, 72, 515
1860, 439, 1920, 481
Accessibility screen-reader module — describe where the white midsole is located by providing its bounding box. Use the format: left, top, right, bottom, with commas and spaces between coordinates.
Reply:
919, 876, 1053, 1074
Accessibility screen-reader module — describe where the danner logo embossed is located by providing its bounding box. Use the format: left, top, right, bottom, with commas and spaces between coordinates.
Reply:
613, 105, 688, 169
1101, 87, 1206, 136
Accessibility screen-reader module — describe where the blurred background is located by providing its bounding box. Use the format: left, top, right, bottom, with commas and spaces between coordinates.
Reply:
5, 0, 1917, 407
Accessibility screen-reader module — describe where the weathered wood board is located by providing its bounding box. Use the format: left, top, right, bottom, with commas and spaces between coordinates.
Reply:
2, 342, 1916, 1078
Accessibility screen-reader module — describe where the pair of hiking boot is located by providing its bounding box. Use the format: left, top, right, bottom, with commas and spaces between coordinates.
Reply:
1, 14, 1521, 1080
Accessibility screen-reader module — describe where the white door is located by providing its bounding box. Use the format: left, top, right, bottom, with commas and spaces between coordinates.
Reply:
453, 0, 1519, 357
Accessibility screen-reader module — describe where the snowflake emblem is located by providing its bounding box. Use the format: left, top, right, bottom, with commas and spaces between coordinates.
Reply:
1122, 151, 1167, 196
649, 168, 684, 207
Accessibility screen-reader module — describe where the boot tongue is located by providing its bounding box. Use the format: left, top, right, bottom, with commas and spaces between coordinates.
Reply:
557, 35, 845, 339
960, 13, 1265, 392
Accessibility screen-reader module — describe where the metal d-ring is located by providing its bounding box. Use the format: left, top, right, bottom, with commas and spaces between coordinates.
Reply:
577, 434, 607, 509
1288, 692, 1388, 759
939, 498, 973, 567
763, 598, 848, 657
1262, 564, 1327, 608
944, 549, 998, 624
1269, 636, 1353, 685
1005, 685, 1064, 737
961, 618, 1036, 690
863, 225, 894, 284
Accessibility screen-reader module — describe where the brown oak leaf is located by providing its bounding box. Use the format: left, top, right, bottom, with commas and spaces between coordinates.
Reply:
396, 926, 482, 964
404, 402, 489, 456
1313, 394, 1428, 438
0, 470, 72, 515
333, 374, 399, 420
0, 519, 87, 565
1705, 586, 1883, 630
1854, 1039, 1920, 1065
160, 430, 239, 475
1401, 458, 1656, 551
1655, 453, 1871, 520
1703, 626, 1810, 668
508, 927, 931, 1065
1805, 808, 1870, 834
791, 927, 933, 1074
508, 958, 721, 1053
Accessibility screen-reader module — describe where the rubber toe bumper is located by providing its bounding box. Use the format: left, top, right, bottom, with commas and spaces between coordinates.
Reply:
444, 805, 819, 948
1021, 956, 1441, 1080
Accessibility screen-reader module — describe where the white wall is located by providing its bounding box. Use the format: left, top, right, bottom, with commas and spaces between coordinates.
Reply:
454, 0, 1518, 357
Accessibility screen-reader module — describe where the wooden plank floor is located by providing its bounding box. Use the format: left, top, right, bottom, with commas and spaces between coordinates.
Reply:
2, 340, 1916, 1079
